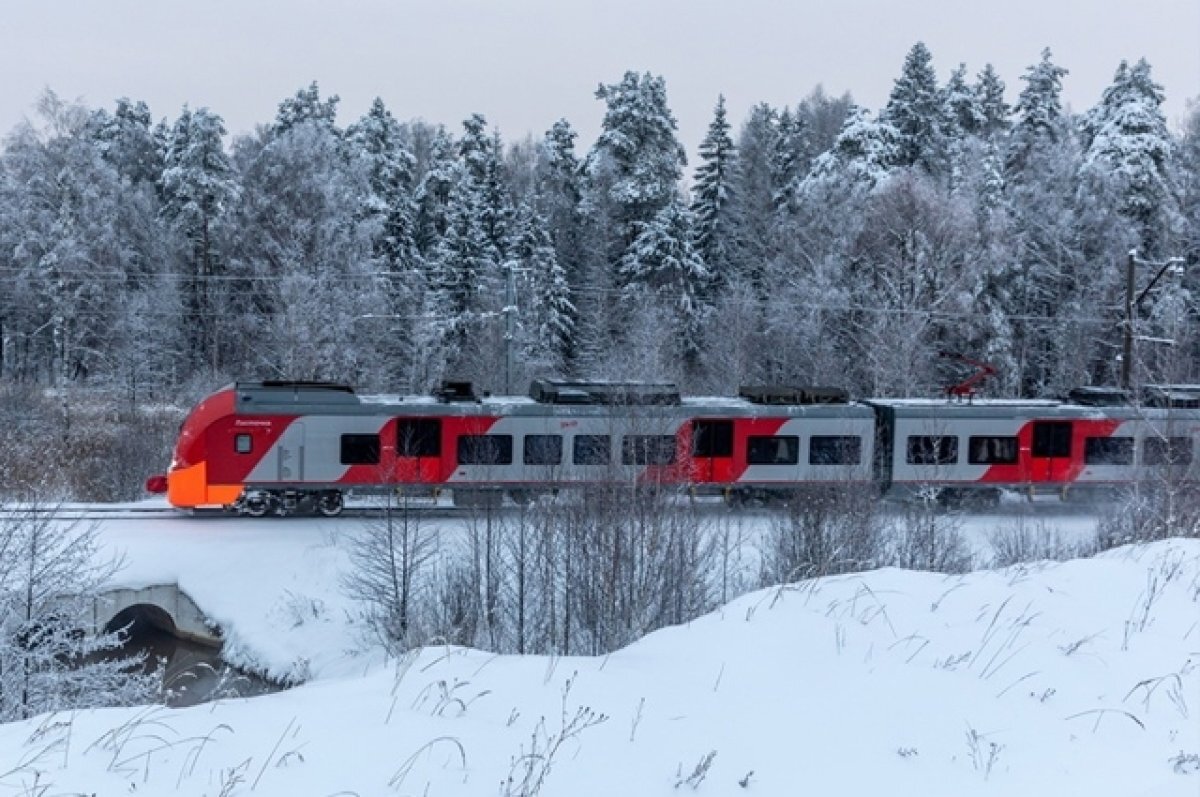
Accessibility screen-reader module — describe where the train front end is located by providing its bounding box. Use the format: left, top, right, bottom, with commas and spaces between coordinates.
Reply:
145, 386, 244, 509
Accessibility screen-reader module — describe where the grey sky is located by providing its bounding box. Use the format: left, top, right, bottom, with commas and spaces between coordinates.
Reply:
2, 0, 1197, 155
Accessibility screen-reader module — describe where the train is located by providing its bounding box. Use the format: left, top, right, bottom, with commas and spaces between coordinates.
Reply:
145, 379, 1200, 516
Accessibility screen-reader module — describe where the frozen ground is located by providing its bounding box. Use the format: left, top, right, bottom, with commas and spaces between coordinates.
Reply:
1, 503, 1198, 796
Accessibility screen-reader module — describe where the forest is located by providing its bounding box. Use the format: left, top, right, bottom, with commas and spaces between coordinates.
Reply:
0, 42, 1197, 500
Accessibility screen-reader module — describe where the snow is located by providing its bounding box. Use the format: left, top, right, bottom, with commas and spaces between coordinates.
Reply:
1, 505, 1198, 796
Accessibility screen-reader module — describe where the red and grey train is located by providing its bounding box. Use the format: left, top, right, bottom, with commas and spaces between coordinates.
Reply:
147, 380, 1200, 515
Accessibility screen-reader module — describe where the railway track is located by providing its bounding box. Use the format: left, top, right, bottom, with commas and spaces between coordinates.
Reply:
0, 502, 488, 522
0, 492, 1111, 523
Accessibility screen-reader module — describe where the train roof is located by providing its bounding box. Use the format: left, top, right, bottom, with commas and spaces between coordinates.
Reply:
230, 381, 873, 418
863, 397, 1200, 420
228, 382, 1200, 420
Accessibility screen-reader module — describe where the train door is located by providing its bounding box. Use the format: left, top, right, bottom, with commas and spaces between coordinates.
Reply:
396, 418, 442, 484
1030, 420, 1072, 483
276, 421, 305, 483
692, 419, 734, 483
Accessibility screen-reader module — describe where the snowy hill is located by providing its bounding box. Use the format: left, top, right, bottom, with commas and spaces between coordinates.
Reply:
1, 536, 1197, 796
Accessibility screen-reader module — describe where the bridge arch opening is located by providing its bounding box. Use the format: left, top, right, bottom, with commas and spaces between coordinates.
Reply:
104, 603, 178, 641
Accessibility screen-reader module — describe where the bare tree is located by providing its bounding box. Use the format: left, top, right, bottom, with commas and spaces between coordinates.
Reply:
0, 502, 158, 721
341, 490, 437, 654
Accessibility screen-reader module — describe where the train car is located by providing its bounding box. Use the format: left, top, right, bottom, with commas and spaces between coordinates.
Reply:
148, 380, 877, 515
868, 393, 1200, 501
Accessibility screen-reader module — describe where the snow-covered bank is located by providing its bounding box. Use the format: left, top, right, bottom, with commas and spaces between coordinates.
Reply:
2, 534, 1197, 796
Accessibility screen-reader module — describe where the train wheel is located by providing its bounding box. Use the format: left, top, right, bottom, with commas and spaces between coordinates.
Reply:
316, 490, 344, 517
242, 491, 271, 518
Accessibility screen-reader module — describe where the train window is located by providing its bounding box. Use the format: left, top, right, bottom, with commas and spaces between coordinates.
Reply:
235, 433, 253, 454
1084, 437, 1133, 465
906, 435, 958, 465
747, 435, 799, 465
1144, 437, 1194, 467
1032, 421, 1072, 458
573, 435, 610, 466
693, 420, 734, 457
397, 418, 441, 457
341, 434, 381, 465
524, 435, 563, 466
968, 436, 1018, 464
621, 435, 677, 465
810, 436, 861, 465
457, 435, 513, 465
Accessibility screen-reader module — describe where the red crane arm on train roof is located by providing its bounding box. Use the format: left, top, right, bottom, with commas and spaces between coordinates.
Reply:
938, 351, 996, 400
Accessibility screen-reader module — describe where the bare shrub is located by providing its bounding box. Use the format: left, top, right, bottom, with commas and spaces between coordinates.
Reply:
758, 484, 886, 584
1096, 480, 1200, 551
989, 519, 1096, 567
0, 384, 182, 502
891, 500, 974, 574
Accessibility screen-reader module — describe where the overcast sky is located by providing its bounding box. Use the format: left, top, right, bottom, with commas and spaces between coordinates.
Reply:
2, 0, 1197, 155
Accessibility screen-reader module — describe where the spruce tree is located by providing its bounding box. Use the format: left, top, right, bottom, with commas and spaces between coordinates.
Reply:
943, 64, 983, 136
585, 71, 687, 251
974, 64, 1011, 140
1007, 48, 1070, 174
882, 42, 947, 173
690, 95, 738, 292
273, 81, 340, 137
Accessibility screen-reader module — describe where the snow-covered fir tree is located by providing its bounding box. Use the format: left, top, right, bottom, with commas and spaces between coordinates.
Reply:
511, 202, 575, 372
801, 106, 899, 195
974, 63, 1011, 140
882, 42, 947, 174
690, 95, 738, 292
1006, 48, 1070, 174
1079, 58, 1177, 255
620, 197, 710, 374
272, 81, 340, 138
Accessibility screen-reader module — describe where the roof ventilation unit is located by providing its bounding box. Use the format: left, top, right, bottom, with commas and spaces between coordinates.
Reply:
738, 386, 850, 405
1065, 386, 1131, 406
528, 379, 681, 406
434, 381, 480, 403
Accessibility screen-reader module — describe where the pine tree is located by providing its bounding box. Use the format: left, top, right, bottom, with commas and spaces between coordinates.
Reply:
882, 42, 947, 173
690, 95, 738, 292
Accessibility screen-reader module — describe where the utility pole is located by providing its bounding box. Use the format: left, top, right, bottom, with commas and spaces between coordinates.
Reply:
1120, 249, 1187, 391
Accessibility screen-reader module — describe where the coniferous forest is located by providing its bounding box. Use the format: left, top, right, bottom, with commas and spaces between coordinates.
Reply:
1, 43, 1198, 499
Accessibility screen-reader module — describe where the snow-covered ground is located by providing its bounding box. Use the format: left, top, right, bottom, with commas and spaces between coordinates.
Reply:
1, 504, 1198, 796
